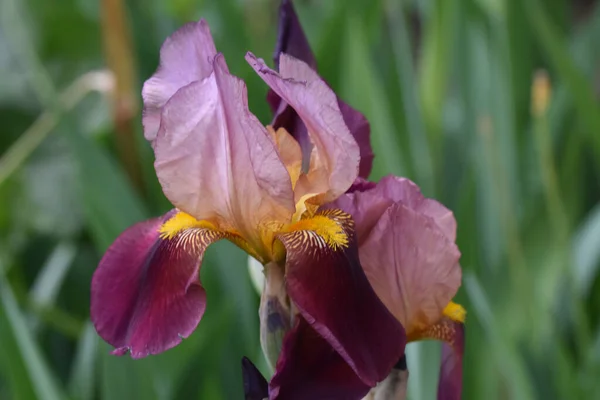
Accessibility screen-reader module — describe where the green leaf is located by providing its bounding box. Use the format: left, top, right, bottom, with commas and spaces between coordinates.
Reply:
339, 12, 406, 181
68, 322, 99, 400
64, 126, 148, 251
526, 0, 600, 169
573, 203, 600, 295
0, 275, 65, 400
384, 0, 435, 196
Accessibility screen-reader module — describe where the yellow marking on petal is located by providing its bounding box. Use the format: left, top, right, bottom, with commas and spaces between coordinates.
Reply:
443, 301, 466, 323
159, 212, 265, 262
282, 214, 348, 250
407, 302, 465, 343
417, 318, 458, 344
159, 212, 217, 239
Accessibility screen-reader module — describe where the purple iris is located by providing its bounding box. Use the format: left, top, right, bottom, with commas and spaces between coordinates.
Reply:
90, 1, 465, 399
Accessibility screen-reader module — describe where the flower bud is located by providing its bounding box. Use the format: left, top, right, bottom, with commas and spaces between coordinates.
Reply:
259, 262, 291, 371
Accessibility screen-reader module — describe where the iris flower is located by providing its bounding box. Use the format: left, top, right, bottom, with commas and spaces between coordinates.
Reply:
90, 11, 404, 400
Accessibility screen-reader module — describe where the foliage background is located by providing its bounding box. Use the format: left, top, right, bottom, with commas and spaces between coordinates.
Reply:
1, 0, 600, 398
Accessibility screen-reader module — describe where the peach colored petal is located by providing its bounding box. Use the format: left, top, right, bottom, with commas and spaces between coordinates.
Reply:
268, 126, 303, 191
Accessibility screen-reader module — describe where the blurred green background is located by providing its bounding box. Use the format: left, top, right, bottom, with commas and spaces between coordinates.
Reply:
1, 0, 600, 398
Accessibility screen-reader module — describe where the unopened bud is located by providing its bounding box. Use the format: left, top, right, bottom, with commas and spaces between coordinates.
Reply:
259, 262, 291, 371
532, 70, 552, 117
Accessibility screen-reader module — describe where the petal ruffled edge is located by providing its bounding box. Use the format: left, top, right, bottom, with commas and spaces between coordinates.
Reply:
374, 176, 457, 242
90, 210, 226, 358
142, 20, 217, 142
332, 175, 457, 245
277, 208, 406, 386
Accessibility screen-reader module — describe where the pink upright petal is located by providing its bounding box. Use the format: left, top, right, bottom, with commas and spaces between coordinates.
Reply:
154, 55, 295, 241
90, 211, 226, 358
247, 53, 360, 202
358, 203, 461, 334
269, 318, 370, 400
142, 20, 217, 142
277, 209, 406, 387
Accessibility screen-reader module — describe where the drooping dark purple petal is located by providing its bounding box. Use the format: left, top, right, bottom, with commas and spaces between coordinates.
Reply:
241, 357, 269, 400
276, 209, 406, 387
269, 317, 370, 400
269, 0, 374, 178
90, 210, 226, 358
437, 320, 465, 400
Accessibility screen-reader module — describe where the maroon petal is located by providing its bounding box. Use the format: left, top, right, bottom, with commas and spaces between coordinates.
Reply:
270, 317, 370, 400
91, 211, 226, 358
277, 209, 406, 386
269, 0, 374, 178
437, 321, 465, 400
242, 357, 269, 400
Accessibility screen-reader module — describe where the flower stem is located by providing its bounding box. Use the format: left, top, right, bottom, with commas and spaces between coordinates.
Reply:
100, 0, 144, 194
